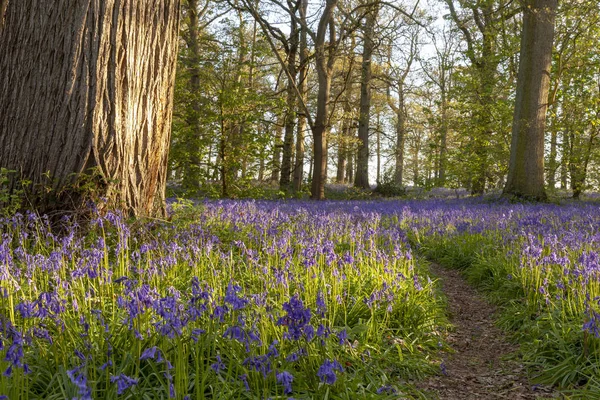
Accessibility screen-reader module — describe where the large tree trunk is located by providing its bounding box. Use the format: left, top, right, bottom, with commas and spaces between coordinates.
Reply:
504, 0, 557, 200
354, 5, 378, 189
0, 0, 180, 216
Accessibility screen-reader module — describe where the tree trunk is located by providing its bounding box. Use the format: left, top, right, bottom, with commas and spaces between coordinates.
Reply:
560, 128, 569, 189
547, 129, 557, 189
376, 112, 381, 184
346, 146, 354, 184
354, 5, 378, 189
438, 91, 448, 186
271, 121, 284, 182
504, 0, 557, 200
293, 0, 308, 193
394, 88, 406, 186
182, 0, 202, 190
280, 18, 298, 190
310, 0, 336, 200
0, 0, 180, 216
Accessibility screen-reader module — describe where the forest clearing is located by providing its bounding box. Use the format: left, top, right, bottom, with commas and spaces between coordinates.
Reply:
1, 0, 600, 398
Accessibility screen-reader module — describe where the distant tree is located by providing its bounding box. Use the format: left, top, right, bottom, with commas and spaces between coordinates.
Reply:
355, 3, 380, 189
504, 0, 558, 200
0, 0, 180, 216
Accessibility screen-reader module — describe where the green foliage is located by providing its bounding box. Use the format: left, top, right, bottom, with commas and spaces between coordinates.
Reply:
0, 168, 26, 217
374, 169, 406, 198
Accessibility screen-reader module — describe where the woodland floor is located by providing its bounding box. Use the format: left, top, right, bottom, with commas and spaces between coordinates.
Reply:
417, 264, 560, 400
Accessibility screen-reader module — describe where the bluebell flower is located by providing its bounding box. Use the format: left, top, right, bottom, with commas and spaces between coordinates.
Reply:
376, 385, 396, 394
110, 373, 138, 395
140, 346, 159, 361
211, 355, 226, 373
276, 371, 294, 394
317, 359, 343, 384
277, 294, 312, 341
239, 374, 250, 391
242, 355, 272, 377
316, 290, 327, 317
67, 365, 92, 400
337, 329, 348, 345
224, 282, 249, 310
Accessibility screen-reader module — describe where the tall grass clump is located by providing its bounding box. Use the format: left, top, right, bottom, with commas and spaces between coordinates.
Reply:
403, 199, 600, 395
0, 200, 447, 399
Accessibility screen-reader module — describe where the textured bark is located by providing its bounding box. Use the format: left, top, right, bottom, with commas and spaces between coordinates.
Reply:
346, 145, 354, 184
310, 0, 337, 200
336, 66, 355, 184
438, 91, 448, 186
504, 0, 557, 200
547, 129, 557, 189
0, 0, 180, 216
354, 5, 378, 189
394, 89, 406, 186
292, 1, 308, 193
279, 16, 298, 190
182, 0, 202, 189
271, 121, 283, 182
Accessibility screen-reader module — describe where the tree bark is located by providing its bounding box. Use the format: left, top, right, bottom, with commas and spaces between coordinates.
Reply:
292, 0, 308, 193
0, 0, 180, 216
310, 0, 337, 200
394, 89, 406, 186
182, 0, 202, 190
280, 16, 298, 190
504, 0, 557, 200
354, 5, 378, 189
271, 121, 284, 182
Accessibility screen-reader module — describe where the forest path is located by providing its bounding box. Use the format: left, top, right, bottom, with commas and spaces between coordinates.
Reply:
417, 263, 558, 400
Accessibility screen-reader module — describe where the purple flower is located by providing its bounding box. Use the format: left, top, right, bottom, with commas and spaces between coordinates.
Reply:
110, 373, 138, 395
376, 385, 396, 394
276, 371, 294, 394
277, 294, 312, 341
316, 290, 327, 317
239, 374, 250, 391
67, 365, 92, 400
337, 329, 348, 345
140, 346, 159, 361
317, 359, 343, 384
224, 283, 249, 310
211, 355, 226, 373
242, 355, 272, 377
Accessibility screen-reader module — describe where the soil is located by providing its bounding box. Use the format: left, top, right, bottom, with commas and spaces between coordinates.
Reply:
417, 263, 559, 400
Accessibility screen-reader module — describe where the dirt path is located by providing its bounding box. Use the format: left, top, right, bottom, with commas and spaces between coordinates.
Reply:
418, 263, 558, 400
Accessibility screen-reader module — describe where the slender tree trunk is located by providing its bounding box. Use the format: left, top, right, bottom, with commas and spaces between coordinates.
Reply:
560, 128, 569, 189
0, 0, 180, 216
310, 0, 337, 200
438, 91, 448, 186
548, 129, 557, 189
271, 121, 284, 182
280, 18, 298, 190
376, 113, 381, 184
504, 0, 557, 200
293, 0, 308, 193
354, 5, 378, 189
394, 89, 406, 186
346, 145, 354, 184
182, 0, 202, 190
